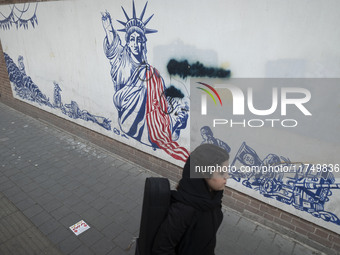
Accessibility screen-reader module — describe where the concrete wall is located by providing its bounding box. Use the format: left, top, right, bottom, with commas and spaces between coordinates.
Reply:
0, 0, 339, 253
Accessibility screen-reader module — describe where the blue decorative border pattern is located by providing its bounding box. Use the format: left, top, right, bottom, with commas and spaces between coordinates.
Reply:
0, 3, 38, 30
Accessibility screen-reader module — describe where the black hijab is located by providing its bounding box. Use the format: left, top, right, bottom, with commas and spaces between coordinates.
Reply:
172, 144, 229, 211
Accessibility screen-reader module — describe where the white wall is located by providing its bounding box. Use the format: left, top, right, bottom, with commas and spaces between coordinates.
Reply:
1, 0, 339, 233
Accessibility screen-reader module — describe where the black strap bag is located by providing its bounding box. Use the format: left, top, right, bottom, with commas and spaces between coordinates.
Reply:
135, 177, 171, 255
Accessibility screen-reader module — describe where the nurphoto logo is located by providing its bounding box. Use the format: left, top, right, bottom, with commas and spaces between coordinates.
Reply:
198, 82, 312, 128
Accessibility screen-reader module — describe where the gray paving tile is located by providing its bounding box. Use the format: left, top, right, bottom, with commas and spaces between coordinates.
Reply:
3, 167, 21, 177
217, 225, 243, 244
113, 230, 134, 250
108, 245, 126, 255
78, 227, 104, 246
2, 212, 30, 236
122, 216, 140, 235
30, 210, 54, 227
255, 240, 281, 255
253, 224, 276, 244
40, 179, 59, 190
16, 197, 37, 211
91, 182, 108, 193
47, 226, 72, 244
292, 243, 323, 255
222, 208, 242, 226
235, 217, 258, 233
113, 208, 132, 225
20, 182, 41, 193
73, 185, 92, 197
4, 235, 35, 255
8, 172, 26, 182
70, 245, 95, 255
64, 180, 83, 191
129, 205, 142, 221
102, 221, 125, 240
80, 191, 100, 203
273, 234, 295, 254
71, 200, 92, 215
87, 213, 111, 231
90, 237, 116, 255
100, 202, 121, 217
50, 171, 67, 181
0, 197, 17, 217
0, 243, 13, 255
39, 219, 62, 235
34, 192, 54, 206
0, 189, 63, 255
235, 231, 262, 253
13, 176, 33, 187
28, 187, 50, 200
0, 180, 15, 192
33, 174, 50, 184
58, 234, 82, 254
58, 176, 74, 186
24, 169, 43, 179
79, 176, 100, 187
0, 175, 9, 184
89, 196, 108, 211
3, 186, 22, 199
22, 203, 44, 218
43, 199, 64, 212
59, 212, 82, 228
80, 207, 103, 222
110, 192, 128, 205
54, 189, 74, 201
0, 102, 331, 255
50, 204, 73, 220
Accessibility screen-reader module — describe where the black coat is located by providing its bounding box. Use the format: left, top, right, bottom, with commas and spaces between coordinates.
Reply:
152, 158, 224, 255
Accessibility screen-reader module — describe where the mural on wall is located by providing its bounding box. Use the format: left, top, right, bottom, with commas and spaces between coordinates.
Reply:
1, 0, 339, 233
0, 3, 38, 30
200, 130, 340, 226
4, 53, 112, 130
101, 1, 189, 162
200, 126, 231, 153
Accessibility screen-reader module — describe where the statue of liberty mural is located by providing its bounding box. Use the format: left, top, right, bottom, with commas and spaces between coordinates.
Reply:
101, 1, 189, 162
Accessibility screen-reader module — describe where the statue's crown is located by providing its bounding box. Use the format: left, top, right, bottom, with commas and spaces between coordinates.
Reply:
117, 1, 157, 35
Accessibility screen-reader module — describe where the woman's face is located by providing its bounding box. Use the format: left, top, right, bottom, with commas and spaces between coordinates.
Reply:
128, 31, 142, 56
206, 160, 229, 191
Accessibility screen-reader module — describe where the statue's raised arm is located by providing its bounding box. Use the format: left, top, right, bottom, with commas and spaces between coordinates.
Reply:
101, 11, 115, 46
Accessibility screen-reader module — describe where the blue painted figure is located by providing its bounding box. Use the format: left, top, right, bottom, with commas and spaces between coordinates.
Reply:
101, 1, 189, 162
5, 53, 52, 107
18, 56, 26, 75
53, 82, 62, 108
200, 126, 231, 153
4, 53, 112, 131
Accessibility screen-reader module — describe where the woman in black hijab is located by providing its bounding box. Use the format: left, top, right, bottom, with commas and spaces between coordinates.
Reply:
152, 144, 230, 255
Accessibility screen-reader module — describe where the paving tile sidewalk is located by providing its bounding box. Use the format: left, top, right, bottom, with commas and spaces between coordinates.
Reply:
0, 102, 328, 255
0, 191, 63, 255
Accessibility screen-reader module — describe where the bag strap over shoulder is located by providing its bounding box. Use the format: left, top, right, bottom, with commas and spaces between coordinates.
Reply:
135, 177, 171, 255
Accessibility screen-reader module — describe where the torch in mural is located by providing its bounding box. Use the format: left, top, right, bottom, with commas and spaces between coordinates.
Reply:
101, 1, 189, 162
